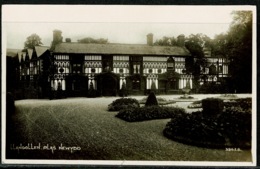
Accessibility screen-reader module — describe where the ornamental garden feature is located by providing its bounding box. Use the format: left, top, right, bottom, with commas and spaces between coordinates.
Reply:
145, 92, 158, 107
108, 98, 140, 111
163, 97, 252, 149
139, 97, 176, 106
111, 92, 186, 122
202, 98, 224, 116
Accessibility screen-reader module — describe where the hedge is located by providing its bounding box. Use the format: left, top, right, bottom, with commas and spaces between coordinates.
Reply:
116, 106, 186, 122
108, 98, 140, 111
163, 108, 251, 149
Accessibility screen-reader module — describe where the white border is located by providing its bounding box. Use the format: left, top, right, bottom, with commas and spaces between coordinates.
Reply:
1, 5, 257, 166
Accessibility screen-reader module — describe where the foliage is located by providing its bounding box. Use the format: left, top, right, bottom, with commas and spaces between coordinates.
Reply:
108, 98, 139, 111
179, 95, 194, 99
198, 82, 228, 94
188, 97, 252, 110
24, 33, 43, 49
154, 36, 177, 46
116, 106, 186, 122
139, 97, 176, 105
202, 98, 224, 116
224, 98, 251, 113
184, 34, 210, 90
78, 37, 108, 44
164, 106, 251, 148
213, 11, 252, 93
188, 101, 202, 109
145, 92, 158, 107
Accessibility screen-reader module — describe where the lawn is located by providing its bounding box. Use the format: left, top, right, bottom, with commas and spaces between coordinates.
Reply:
6, 95, 252, 161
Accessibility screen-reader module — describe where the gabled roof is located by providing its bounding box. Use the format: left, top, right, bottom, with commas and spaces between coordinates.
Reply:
6, 49, 21, 57
17, 51, 26, 62
35, 46, 49, 57
28, 49, 33, 59
54, 43, 191, 56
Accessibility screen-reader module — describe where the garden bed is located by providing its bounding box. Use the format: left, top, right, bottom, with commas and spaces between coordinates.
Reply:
139, 97, 176, 105
116, 106, 186, 122
108, 98, 140, 111
164, 98, 252, 149
188, 100, 202, 109
173, 95, 198, 102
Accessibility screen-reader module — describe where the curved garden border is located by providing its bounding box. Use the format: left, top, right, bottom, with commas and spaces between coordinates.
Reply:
163, 129, 251, 149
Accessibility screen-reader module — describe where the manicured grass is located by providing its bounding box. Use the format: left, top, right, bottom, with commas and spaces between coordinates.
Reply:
6, 96, 252, 161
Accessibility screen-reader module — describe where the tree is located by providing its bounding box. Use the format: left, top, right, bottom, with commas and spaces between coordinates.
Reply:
78, 37, 108, 44
154, 36, 177, 46
211, 33, 228, 56
215, 11, 252, 93
145, 92, 158, 107
24, 33, 43, 49
184, 34, 211, 91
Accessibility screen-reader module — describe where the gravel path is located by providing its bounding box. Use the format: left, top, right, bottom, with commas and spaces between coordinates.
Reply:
8, 94, 252, 162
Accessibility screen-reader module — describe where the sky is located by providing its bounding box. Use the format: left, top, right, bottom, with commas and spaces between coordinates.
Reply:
2, 5, 256, 49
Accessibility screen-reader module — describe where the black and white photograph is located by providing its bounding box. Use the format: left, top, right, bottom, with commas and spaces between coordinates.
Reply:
2, 5, 257, 166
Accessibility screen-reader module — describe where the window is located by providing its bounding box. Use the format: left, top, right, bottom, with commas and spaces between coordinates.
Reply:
133, 63, 140, 74
72, 64, 82, 74
85, 55, 102, 61
218, 65, 223, 74
113, 56, 129, 61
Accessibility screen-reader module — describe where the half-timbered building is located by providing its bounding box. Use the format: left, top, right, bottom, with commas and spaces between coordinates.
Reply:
8, 30, 230, 98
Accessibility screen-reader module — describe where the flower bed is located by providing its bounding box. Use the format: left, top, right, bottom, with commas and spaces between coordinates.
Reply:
139, 97, 176, 105
179, 95, 194, 99
188, 101, 202, 109
116, 106, 186, 122
187, 97, 252, 110
217, 94, 238, 100
108, 98, 140, 111
163, 107, 251, 149
224, 98, 251, 112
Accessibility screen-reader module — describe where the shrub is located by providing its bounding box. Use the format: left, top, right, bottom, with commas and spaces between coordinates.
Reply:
188, 101, 202, 109
108, 98, 140, 111
224, 98, 251, 113
145, 92, 158, 107
179, 95, 194, 99
139, 97, 176, 105
202, 98, 224, 116
116, 106, 186, 122
164, 105, 251, 149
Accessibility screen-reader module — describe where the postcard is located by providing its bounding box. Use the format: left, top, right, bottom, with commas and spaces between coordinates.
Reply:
2, 5, 257, 166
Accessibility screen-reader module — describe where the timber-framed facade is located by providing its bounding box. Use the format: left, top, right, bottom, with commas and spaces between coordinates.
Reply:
6, 30, 230, 99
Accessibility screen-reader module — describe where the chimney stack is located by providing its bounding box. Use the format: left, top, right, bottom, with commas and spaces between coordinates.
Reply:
177, 34, 185, 47
51, 30, 63, 51
147, 33, 153, 46
65, 38, 71, 43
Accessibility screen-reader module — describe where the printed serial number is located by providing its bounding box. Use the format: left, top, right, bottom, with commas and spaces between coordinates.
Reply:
225, 148, 242, 151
